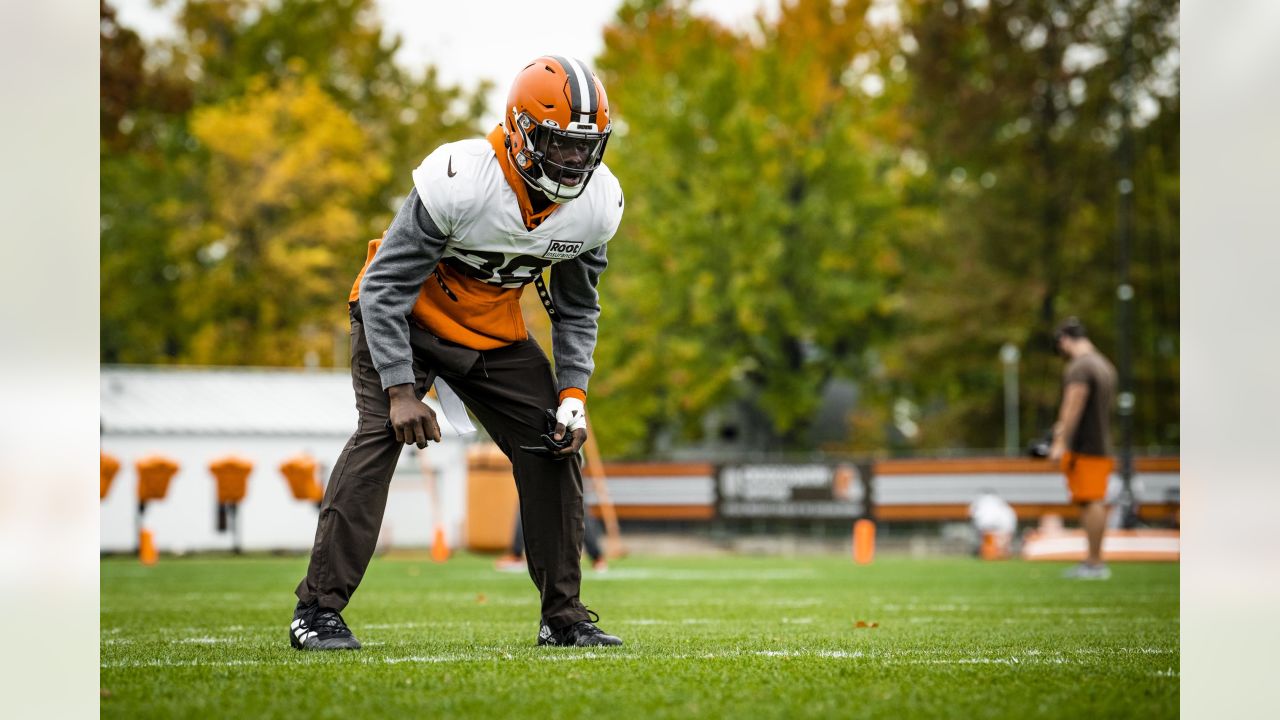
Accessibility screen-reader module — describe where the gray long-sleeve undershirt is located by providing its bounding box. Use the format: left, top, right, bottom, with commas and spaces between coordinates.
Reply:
549, 242, 607, 392
358, 188, 607, 394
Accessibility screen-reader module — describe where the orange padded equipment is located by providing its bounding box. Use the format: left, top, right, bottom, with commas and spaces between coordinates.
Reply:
464, 443, 520, 552
101, 451, 120, 500
209, 455, 253, 504
135, 455, 179, 503
280, 454, 324, 502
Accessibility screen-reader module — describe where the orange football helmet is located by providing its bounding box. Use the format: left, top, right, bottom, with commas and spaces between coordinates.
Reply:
504, 56, 612, 203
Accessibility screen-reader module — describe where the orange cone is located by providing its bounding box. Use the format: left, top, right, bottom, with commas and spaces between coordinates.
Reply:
853, 519, 875, 565
430, 525, 450, 563
980, 531, 1010, 560
139, 529, 158, 566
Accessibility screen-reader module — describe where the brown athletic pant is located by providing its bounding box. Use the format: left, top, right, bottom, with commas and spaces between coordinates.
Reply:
295, 310, 590, 629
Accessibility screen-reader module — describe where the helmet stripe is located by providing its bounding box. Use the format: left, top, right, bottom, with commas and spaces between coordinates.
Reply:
566, 56, 597, 122
551, 55, 597, 125
548, 55, 582, 119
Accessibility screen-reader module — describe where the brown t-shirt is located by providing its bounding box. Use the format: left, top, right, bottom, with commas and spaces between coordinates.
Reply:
1063, 351, 1118, 456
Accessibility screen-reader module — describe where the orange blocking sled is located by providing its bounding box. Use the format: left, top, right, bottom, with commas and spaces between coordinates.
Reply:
1022, 528, 1180, 562
280, 454, 324, 502
209, 455, 253, 504
135, 455, 180, 503
101, 452, 120, 500
464, 443, 520, 552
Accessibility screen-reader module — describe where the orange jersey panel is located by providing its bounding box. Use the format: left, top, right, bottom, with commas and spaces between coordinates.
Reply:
349, 238, 528, 351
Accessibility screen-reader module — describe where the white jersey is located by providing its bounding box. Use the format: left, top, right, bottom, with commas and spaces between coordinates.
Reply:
410, 139, 624, 288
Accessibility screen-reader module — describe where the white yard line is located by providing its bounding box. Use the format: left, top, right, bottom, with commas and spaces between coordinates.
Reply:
103, 647, 1174, 669
587, 570, 817, 582
101, 639, 1179, 670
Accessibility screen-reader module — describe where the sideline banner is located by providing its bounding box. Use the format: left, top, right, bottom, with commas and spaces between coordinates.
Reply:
716, 463, 869, 519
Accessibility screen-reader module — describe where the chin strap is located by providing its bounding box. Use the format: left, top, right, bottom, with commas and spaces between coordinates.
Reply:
501, 129, 562, 324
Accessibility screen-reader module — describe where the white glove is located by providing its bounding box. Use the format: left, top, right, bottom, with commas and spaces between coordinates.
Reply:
555, 397, 587, 433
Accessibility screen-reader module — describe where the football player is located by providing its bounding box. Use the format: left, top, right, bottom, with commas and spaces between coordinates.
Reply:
289, 56, 624, 649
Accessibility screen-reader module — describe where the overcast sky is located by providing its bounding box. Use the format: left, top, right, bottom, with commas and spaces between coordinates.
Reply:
113, 0, 781, 127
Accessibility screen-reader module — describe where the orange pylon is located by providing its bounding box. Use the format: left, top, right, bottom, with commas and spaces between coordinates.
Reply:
139, 529, 158, 566
853, 519, 876, 565
980, 531, 1011, 560
430, 525, 450, 563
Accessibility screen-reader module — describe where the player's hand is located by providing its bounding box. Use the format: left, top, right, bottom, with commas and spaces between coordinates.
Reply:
1048, 438, 1065, 463
552, 397, 588, 457
388, 384, 441, 449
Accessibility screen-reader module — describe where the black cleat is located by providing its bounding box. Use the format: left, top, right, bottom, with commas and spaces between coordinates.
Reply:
537, 611, 623, 647
289, 601, 362, 651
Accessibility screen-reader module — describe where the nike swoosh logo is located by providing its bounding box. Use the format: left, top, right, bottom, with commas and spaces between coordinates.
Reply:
447, 156, 457, 177
618, 196, 623, 207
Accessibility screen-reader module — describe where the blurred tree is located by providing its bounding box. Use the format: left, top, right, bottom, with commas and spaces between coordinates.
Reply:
101, 0, 487, 366
592, 0, 932, 456
877, 0, 1180, 451
101, 0, 1179, 457
174, 75, 387, 365
172, 0, 490, 224
101, 1, 195, 362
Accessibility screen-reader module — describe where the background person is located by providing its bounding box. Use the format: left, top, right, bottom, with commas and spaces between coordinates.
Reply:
968, 489, 1017, 558
497, 499, 608, 573
1048, 317, 1118, 580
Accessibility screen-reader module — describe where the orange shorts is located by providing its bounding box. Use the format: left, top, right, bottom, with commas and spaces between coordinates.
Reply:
1062, 453, 1114, 503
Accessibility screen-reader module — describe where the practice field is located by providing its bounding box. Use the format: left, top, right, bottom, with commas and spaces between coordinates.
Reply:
101, 553, 1177, 718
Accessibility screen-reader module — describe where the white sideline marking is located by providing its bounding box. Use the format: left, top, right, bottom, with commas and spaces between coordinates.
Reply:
100, 646, 1178, 669
380, 655, 466, 664
1018, 607, 1117, 616
764, 599, 823, 608
103, 659, 269, 668
587, 569, 816, 582
538, 653, 617, 662
361, 621, 529, 630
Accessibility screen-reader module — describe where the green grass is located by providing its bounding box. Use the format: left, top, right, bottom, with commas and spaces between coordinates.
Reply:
100, 553, 1177, 719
